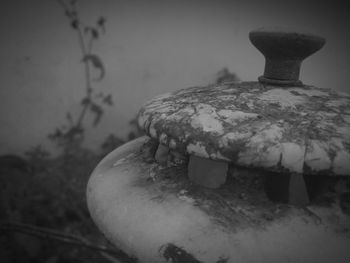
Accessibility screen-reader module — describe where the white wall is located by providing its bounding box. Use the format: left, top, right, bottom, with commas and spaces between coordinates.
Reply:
1, 0, 349, 155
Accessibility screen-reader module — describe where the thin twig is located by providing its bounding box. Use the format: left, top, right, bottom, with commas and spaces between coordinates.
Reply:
76, 25, 92, 128
87, 34, 94, 54
69, 2, 92, 128
55, 0, 92, 129
0, 221, 138, 263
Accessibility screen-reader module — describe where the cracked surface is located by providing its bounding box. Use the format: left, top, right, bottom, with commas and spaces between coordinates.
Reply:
138, 82, 350, 175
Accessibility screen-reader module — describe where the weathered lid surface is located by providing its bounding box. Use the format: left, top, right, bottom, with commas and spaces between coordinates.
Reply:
138, 83, 350, 175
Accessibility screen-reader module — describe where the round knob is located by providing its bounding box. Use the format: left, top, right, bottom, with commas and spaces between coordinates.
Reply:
249, 28, 326, 86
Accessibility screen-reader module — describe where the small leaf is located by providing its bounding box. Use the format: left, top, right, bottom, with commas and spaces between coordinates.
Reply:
90, 103, 104, 126
97, 17, 106, 33
71, 19, 79, 29
81, 54, 105, 81
84, 27, 99, 38
91, 28, 99, 39
81, 97, 91, 106
97, 17, 106, 26
90, 103, 103, 113
103, 94, 113, 106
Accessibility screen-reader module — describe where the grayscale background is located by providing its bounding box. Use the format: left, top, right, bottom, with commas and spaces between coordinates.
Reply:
1, 0, 349, 155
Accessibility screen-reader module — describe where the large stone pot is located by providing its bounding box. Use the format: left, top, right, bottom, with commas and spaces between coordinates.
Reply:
87, 28, 350, 263
87, 136, 350, 263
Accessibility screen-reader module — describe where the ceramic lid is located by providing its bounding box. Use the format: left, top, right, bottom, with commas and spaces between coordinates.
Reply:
137, 29, 350, 176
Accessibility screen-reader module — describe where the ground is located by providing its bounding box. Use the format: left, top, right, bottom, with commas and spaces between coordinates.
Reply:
0, 147, 121, 263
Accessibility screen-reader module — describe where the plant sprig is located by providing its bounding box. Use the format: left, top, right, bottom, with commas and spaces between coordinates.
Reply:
51, 0, 113, 153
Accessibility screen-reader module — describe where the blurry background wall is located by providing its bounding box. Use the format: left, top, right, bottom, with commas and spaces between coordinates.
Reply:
1, 0, 349, 155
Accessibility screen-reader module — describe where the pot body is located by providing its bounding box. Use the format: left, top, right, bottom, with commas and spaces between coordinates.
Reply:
87, 136, 350, 263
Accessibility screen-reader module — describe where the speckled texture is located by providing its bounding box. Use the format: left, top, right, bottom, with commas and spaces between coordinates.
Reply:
138, 82, 350, 175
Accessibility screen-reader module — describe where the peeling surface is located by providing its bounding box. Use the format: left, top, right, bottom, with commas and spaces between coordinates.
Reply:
187, 142, 210, 158
138, 82, 350, 175
280, 142, 305, 173
290, 87, 330, 97
304, 140, 332, 171
190, 104, 224, 134
259, 89, 306, 109
237, 124, 284, 169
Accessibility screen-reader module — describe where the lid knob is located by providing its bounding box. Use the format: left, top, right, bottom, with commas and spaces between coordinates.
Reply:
249, 28, 326, 86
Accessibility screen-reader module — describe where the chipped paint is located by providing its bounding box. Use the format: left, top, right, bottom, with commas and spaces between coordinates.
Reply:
221, 87, 237, 93
220, 132, 253, 148
304, 140, 332, 172
217, 110, 259, 126
159, 133, 168, 144
190, 115, 223, 133
238, 124, 284, 168
250, 124, 283, 144
215, 151, 231, 161
190, 104, 224, 134
167, 107, 195, 121
149, 122, 157, 138
259, 89, 306, 109
290, 87, 329, 97
187, 142, 209, 158
280, 142, 306, 173
208, 151, 231, 161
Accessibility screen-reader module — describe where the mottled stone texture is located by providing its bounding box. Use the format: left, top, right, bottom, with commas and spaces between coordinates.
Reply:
138, 82, 350, 176
188, 155, 228, 189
